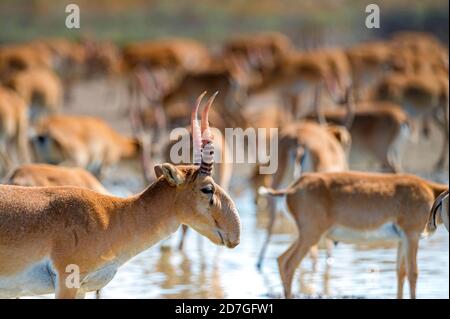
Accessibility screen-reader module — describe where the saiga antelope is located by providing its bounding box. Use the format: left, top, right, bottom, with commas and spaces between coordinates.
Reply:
308, 101, 411, 172
345, 41, 394, 100
0, 44, 53, 79
6, 163, 109, 195
31, 115, 139, 176
5, 68, 63, 121
260, 171, 448, 299
222, 32, 293, 76
0, 86, 30, 173
158, 55, 258, 131
247, 49, 351, 121
371, 71, 449, 169
122, 37, 211, 73
256, 120, 350, 269
0, 93, 241, 299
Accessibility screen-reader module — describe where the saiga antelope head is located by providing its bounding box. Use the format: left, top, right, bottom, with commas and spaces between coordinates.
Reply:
155, 92, 241, 248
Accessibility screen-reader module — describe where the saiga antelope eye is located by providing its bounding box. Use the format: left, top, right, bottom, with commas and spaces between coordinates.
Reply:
201, 185, 214, 194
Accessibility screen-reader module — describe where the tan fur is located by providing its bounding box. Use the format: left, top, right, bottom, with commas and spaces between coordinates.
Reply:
31, 115, 139, 174
6, 163, 109, 195
346, 41, 394, 99
0, 164, 240, 298
390, 31, 448, 74
247, 48, 352, 119
308, 101, 411, 172
0, 44, 52, 78
261, 171, 448, 299
6, 68, 63, 119
223, 32, 293, 74
251, 49, 350, 94
372, 71, 449, 169
123, 38, 211, 73
0, 86, 30, 172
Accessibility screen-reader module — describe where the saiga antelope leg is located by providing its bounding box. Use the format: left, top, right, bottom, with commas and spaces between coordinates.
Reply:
178, 224, 189, 251
309, 245, 319, 272
405, 233, 420, 299
0, 146, 12, 172
256, 151, 289, 270
256, 196, 277, 270
278, 229, 324, 299
396, 240, 407, 299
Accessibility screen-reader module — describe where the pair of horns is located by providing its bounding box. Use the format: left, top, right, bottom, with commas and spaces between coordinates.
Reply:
191, 91, 218, 175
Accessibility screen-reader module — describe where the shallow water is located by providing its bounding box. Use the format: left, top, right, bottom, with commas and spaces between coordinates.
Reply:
81, 172, 449, 300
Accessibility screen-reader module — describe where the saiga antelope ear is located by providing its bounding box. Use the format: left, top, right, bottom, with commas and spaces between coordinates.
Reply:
154, 163, 185, 187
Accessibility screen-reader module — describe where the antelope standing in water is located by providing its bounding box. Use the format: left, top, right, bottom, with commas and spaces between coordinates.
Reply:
0, 93, 240, 299
260, 171, 448, 299
256, 120, 350, 269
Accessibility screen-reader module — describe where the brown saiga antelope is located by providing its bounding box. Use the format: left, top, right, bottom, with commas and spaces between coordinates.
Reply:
30, 115, 139, 176
0, 86, 30, 173
259, 171, 448, 299
5, 68, 63, 121
0, 93, 241, 299
425, 189, 449, 233
0, 44, 53, 79
308, 101, 411, 172
6, 163, 109, 195
222, 32, 293, 76
122, 37, 211, 73
345, 41, 394, 100
246, 49, 351, 121
256, 120, 350, 269
371, 71, 449, 169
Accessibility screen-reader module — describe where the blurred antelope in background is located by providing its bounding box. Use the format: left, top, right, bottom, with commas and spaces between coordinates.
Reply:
30, 115, 139, 176
309, 101, 411, 172
372, 71, 449, 169
5, 68, 63, 121
0, 86, 30, 174
6, 163, 109, 195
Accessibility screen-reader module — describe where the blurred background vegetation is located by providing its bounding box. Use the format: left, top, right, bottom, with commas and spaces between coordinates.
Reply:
0, 0, 448, 46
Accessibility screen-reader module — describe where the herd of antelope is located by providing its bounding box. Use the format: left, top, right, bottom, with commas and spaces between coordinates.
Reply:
0, 30, 448, 299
